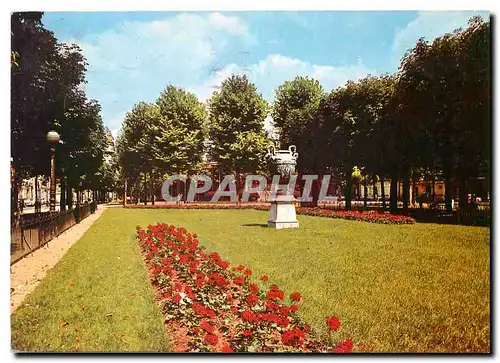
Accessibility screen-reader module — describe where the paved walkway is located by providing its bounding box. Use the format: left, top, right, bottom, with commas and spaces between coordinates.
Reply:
10, 205, 110, 314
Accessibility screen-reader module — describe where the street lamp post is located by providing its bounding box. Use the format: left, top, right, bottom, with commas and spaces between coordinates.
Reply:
46, 130, 60, 212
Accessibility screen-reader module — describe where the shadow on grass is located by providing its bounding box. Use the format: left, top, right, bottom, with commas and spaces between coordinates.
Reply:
241, 223, 268, 228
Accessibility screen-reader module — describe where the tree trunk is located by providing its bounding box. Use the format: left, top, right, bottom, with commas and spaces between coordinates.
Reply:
432, 177, 436, 202
11, 173, 21, 227
60, 178, 66, 211
345, 171, 352, 211
458, 172, 468, 211
411, 179, 417, 207
34, 175, 39, 212
363, 177, 368, 209
123, 179, 127, 206
150, 172, 155, 205
311, 178, 320, 207
184, 174, 191, 203
380, 176, 386, 211
444, 174, 453, 213
66, 183, 73, 209
402, 176, 410, 215
390, 175, 398, 214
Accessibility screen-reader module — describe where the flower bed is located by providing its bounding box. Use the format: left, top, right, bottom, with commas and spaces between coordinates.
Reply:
127, 203, 263, 210
294, 207, 416, 225
127, 204, 415, 225
138, 223, 358, 352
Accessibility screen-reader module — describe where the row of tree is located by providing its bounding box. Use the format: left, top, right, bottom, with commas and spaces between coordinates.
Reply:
11, 12, 113, 216
116, 77, 272, 203
117, 16, 490, 214
273, 16, 489, 213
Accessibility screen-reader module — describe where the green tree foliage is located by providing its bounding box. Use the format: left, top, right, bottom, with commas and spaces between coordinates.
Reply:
117, 86, 207, 203
11, 12, 107, 213
154, 86, 207, 175
271, 76, 325, 173
397, 16, 490, 211
208, 75, 269, 176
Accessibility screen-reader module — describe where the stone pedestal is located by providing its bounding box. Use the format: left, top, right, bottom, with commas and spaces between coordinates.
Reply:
267, 194, 299, 229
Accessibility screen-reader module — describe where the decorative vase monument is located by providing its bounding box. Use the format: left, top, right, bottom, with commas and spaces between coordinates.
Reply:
267, 145, 299, 229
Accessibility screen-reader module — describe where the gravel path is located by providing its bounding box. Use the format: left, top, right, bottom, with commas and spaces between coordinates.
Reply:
10, 205, 110, 314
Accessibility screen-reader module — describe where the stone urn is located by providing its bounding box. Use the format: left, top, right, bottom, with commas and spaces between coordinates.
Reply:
267, 145, 299, 229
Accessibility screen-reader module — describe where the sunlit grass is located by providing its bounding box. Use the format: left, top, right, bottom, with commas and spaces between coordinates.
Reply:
11, 209, 169, 352
12, 207, 490, 352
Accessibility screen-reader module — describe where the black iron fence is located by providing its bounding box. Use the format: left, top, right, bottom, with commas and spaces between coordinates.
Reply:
11, 202, 98, 265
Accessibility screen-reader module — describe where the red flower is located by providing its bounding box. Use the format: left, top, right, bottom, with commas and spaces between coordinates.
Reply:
221, 343, 233, 352
281, 330, 296, 346
304, 324, 311, 333
242, 329, 253, 337
278, 317, 289, 328
209, 252, 221, 261
200, 320, 215, 334
241, 310, 255, 322
163, 292, 171, 299
236, 265, 245, 271
290, 304, 298, 312
332, 339, 353, 353
260, 275, 269, 282
327, 316, 341, 331
206, 309, 216, 319
262, 313, 279, 324
189, 260, 200, 273
173, 282, 183, 292
266, 300, 280, 313
231, 307, 238, 315
248, 283, 259, 294
293, 328, 305, 339
218, 260, 230, 269
266, 289, 284, 300
244, 268, 252, 276
233, 276, 246, 285
246, 294, 259, 307
172, 293, 182, 304
204, 333, 218, 346
279, 306, 290, 316
192, 233, 198, 238
290, 292, 302, 302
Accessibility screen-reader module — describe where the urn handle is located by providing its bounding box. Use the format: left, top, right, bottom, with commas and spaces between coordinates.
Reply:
289, 145, 298, 159
267, 145, 276, 158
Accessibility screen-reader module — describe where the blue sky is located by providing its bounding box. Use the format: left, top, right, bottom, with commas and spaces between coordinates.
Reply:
42, 11, 489, 137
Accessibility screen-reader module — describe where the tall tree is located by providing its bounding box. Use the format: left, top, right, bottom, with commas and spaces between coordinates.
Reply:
208, 75, 270, 195
397, 16, 491, 213
272, 76, 325, 172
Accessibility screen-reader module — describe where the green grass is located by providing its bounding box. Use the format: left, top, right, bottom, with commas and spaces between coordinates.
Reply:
11, 209, 170, 352
12, 207, 490, 352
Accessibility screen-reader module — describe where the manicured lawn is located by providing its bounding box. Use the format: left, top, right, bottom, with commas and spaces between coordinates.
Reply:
12, 207, 490, 352
11, 208, 169, 352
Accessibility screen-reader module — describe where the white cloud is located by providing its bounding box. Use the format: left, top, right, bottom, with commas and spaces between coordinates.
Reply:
193, 53, 376, 102
391, 11, 489, 63
64, 12, 252, 131
208, 12, 249, 34
192, 53, 376, 139
65, 12, 377, 136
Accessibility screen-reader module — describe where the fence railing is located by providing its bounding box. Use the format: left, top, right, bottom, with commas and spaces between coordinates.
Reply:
11, 202, 98, 265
